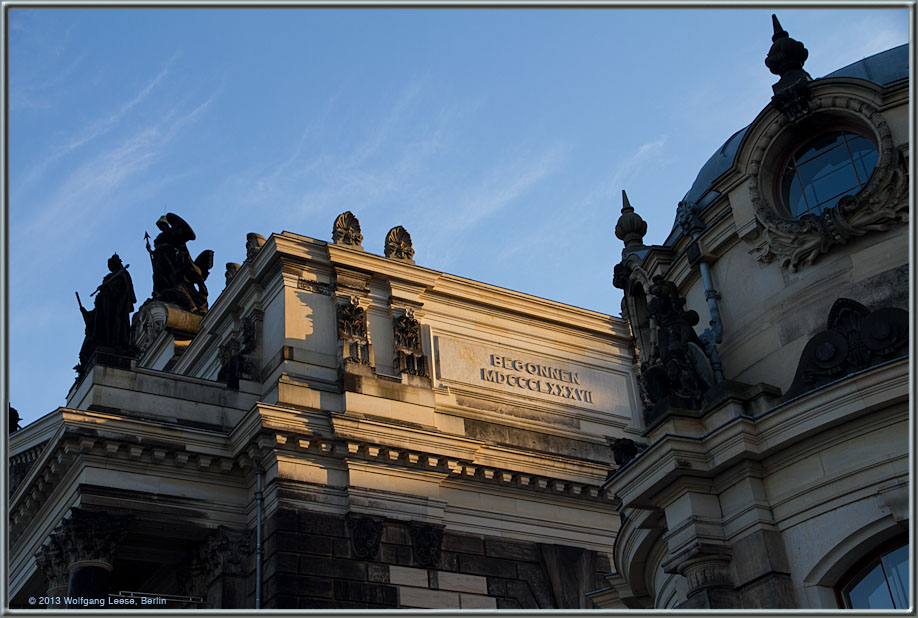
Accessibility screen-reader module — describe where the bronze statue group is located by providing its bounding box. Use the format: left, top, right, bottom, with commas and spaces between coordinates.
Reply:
75, 213, 213, 375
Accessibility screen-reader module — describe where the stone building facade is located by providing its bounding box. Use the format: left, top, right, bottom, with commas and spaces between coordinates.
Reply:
9, 211, 636, 610
6, 18, 910, 612
598, 21, 910, 611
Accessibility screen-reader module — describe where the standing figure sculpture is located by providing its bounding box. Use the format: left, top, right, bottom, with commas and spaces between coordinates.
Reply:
75, 254, 137, 373
639, 275, 715, 419
146, 213, 214, 314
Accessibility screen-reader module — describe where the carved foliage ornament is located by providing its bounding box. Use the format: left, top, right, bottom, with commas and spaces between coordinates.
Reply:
332, 211, 363, 247
393, 312, 428, 377
384, 225, 415, 261
337, 298, 368, 340
39, 508, 134, 570
337, 297, 372, 366
749, 98, 909, 271
782, 298, 908, 400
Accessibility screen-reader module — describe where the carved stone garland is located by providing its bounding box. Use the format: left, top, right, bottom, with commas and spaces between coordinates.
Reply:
393, 311, 428, 377
384, 226, 415, 262
337, 297, 372, 366
332, 211, 364, 248
748, 97, 909, 271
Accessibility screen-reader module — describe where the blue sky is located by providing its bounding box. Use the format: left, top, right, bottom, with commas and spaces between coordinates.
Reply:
5, 6, 909, 426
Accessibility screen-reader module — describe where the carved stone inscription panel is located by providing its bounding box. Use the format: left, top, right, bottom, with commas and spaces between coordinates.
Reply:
433, 334, 631, 416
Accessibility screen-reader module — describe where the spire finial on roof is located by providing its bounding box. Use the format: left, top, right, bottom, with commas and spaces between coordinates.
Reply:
621, 189, 633, 214
615, 189, 647, 251
765, 14, 812, 121
771, 14, 786, 41
765, 14, 809, 79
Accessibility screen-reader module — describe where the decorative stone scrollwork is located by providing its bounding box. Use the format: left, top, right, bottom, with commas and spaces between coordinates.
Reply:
782, 298, 908, 400
393, 311, 428, 377
224, 263, 241, 285
297, 279, 334, 296
218, 314, 259, 389
409, 522, 444, 568
384, 226, 415, 262
749, 96, 909, 272
640, 277, 715, 422
332, 211, 364, 248
337, 297, 372, 366
675, 200, 705, 237
611, 438, 646, 467
245, 233, 266, 260
346, 515, 383, 560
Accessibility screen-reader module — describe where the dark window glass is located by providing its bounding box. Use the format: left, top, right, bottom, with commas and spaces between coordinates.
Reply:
842, 543, 910, 609
781, 130, 877, 217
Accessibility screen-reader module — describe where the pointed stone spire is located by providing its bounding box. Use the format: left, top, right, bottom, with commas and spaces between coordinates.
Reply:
614, 189, 647, 252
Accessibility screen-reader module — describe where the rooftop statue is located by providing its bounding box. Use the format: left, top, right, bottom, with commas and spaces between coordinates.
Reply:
75, 253, 137, 373
145, 213, 214, 314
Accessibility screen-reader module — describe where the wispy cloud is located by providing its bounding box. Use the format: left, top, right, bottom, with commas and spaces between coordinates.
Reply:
11, 51, 87, 111
585, 136, 668, 207
20, 88, 219, 253
235, 81, 452, 218
447, 144, 567, 232
20, 51, 181, 187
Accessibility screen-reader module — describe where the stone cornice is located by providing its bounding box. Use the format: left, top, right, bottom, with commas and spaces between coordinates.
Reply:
238, 417, 615, 504
9, 412, 240, 545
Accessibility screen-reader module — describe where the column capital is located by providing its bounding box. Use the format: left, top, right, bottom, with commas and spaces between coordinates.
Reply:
181, 526, 253, 598
54, 507, 133, 568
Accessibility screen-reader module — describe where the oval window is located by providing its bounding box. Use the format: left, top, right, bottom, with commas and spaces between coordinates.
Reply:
780, 130, 878, 217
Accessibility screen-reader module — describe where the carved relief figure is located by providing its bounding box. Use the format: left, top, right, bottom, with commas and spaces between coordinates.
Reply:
145, 213, 214, 314
75, 253, 137, 373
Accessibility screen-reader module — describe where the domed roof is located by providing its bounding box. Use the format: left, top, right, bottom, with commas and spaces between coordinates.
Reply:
824, 43, 909, 84
672, 43, 909, 240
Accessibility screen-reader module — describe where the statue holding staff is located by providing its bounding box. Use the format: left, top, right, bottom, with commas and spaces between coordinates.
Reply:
75, 254, 137, 373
